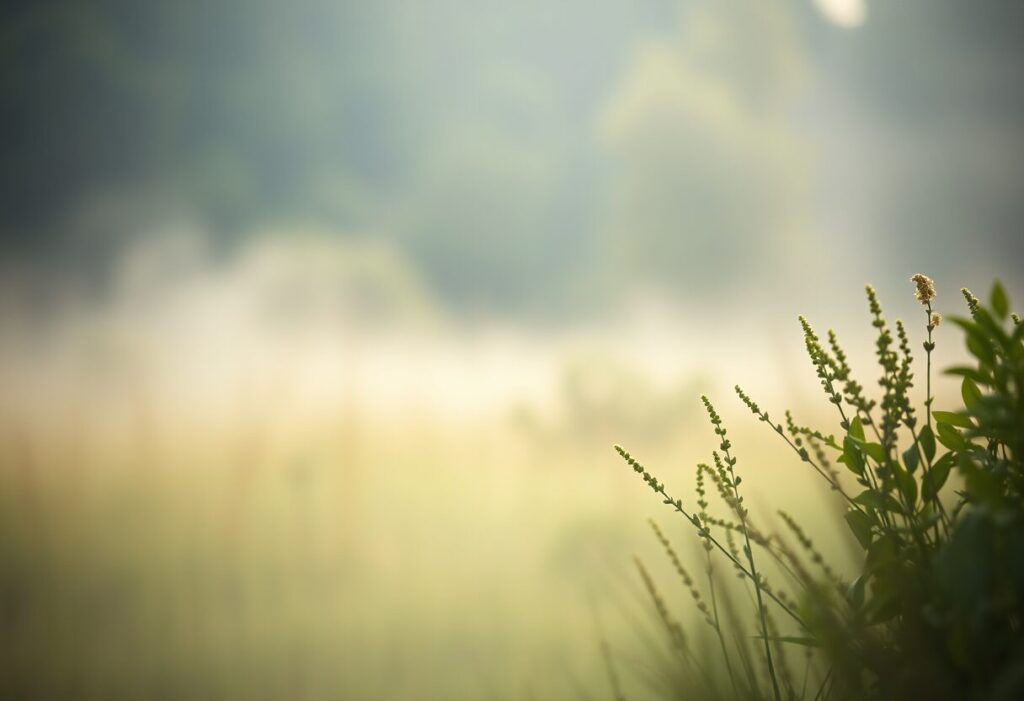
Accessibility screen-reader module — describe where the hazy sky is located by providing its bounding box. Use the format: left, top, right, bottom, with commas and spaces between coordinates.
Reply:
2, 0, 1022, 318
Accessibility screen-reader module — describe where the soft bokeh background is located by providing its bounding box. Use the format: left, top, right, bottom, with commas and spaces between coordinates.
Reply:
1, 0, 1022, 698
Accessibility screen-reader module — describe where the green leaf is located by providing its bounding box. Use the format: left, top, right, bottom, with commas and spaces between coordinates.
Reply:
848, 432, 885, 462
919, 425, 936, 463
936, 422, 969, 451
950, 318, 997, 367
945, 366, 990, 385
855, 489, 904, 514
843, 436, 865, 476
862, 441, 885, 463
961, 453, 1001, 503
991, 281, 1009, 319
961, 377, 982, 409
845, 510, 874, 549
902, 444, 920, 474
916, 506, 943, 531
972, 308, 1011, 351
922, 453, 954, 501
849, 416, 865, 441
752, 634, 821, 648
847, 575, 866, 609
935, 512, 996, 610
933, 411, 974, 429
967, 334, 994, 366
866, 532, 899, 570
895, 465, 918, 508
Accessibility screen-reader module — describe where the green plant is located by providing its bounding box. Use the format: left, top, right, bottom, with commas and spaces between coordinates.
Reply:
614, 276, 1024, 700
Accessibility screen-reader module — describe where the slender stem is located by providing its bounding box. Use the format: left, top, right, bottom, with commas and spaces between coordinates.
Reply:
852, 408, 889, 497
813, 667, 833, 701
905, 423, 952, 535
753, 409, 873, 521
920, 302, 953, 541
776, 407, 905, 554
822, 356, 896, 533
800, 649, 812, 701
650, 479, 806, 628
593, 603, 626, 701
706, 552, 740, 699
722, 446, 782, 701
925, 302, 934, 435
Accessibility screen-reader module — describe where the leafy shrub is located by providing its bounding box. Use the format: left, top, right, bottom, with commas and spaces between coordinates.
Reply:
613, 277, 1024, 700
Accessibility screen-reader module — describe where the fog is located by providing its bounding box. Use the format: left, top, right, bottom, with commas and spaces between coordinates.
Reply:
1, 1, 1020, 698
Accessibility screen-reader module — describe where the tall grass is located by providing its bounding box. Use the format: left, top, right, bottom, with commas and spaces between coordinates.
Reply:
615, 276, 1024, 699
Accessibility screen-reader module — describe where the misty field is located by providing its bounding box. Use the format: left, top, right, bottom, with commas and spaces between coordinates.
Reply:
0, 263, 856, 699
4, 1, 1024, 699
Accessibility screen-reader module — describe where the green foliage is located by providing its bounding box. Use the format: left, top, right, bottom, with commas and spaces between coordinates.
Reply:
614, 277, 1024, 700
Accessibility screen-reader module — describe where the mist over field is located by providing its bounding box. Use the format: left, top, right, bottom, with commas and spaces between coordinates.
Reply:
1, 1, 1023, 698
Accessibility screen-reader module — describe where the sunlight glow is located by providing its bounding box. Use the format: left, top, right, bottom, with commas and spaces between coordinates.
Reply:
814, 0, 867, 28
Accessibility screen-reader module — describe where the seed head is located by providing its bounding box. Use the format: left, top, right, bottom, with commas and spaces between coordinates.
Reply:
910, 274, 936, 305
929, 312, 941, 328
961, 287, 980, 317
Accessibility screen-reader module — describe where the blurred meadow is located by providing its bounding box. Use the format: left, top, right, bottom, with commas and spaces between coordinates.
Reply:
1, 1, 1023, 698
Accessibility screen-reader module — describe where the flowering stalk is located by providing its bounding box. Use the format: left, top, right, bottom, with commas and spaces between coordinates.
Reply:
912, 274, 938, 434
